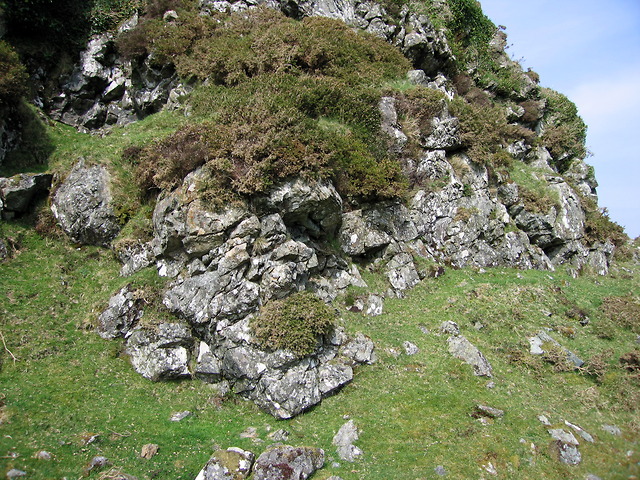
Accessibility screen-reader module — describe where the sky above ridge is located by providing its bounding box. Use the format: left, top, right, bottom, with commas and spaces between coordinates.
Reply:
479, 0, 640, 238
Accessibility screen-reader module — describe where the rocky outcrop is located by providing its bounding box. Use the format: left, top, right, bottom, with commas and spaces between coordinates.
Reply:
48, 16, 188, 132
51, 160, 120, 246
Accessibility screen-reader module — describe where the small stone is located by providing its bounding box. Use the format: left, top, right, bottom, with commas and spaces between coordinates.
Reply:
434, 465, 447, 476
364, 295, 383, 316
548, 429, 579, 446
486, 381, 495, 389
557, 442, 581, 465
418, 324, 430, 334
601, 424, 621, 436
253, 445, 324, 480
403, 341, 419, 355
472, 405, 505, 419
564, 421, 594, 443
170, 411, 192, 422
585, 475, 603, 480
440, 321, 460, 336
333, 420, 363, 462
86, 456, 110, 473
6, 470, 26, 479
140, 443, 159, 459
34, 450, 52, 460
538, 415, 551, 426
482, 461, 497, 475
240, 427, 258, 439
195, 447, 254, 480
267, 429, 289, 442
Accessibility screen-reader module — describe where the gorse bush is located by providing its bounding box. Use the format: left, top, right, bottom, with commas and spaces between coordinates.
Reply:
252, 291, 335, 357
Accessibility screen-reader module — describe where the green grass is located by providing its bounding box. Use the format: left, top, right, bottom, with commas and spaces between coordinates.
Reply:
1, 221, 638, 479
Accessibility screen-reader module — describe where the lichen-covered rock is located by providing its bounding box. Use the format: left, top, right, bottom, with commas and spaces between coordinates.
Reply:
447, 335, 493, 377
51, 160, 120, 246
126, 323, 193, 381
97, 285, 143, 339
195, 448, 255, 480
333, 420, 363, 462
252, 445, 324, 480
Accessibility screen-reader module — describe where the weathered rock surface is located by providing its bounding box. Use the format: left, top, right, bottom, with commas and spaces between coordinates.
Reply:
97, 285, 143, 339
195, 448, 254, 480
252, 445, 324, 480
333, 420, 363, 462
51, 160, 120, 246
447, 334, 493, 377
548, 429, 581, 465
528, 330, 584, 367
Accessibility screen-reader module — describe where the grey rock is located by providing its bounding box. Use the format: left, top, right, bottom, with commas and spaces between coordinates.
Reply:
364, 295, 383, 316
386, 253, 420, 291
194, 341, 222, 383
403, 341, 419, 356
601, 424, 621, 436
340, 332, 376, 365
564, 420, 594, 443
333, 420, 363, 462
538, 415, 551, 426
51, 160, 120, 246
126, 323, 193, 381
253, 445, 324, 480
548, 429, 579, 446
267, 429, 290, 442
379, 96, 407, 153
528, 331, 584, 367
86, 455, 110, 472
116, 241, 155, 276
6, 470, 26, 479
434, 465, 447, 476
473, 405, 504, 419
195, 447, 254, 480
0, 173, 53, 216
440, 321, 460, 336
585, 475, 602, 480
253, 177, 342, 237
34, 451, 52, 460
556, 442, 581, 465
447, 335, 493, 377
170, 410, 192, 422
406, 69, 429, 86
97, 285, 143, 339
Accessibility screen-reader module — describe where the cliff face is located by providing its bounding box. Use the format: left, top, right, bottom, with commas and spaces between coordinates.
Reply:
0, 0, 627, 417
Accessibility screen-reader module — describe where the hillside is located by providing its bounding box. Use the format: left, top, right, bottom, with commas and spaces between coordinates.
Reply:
0, 0, 638, 479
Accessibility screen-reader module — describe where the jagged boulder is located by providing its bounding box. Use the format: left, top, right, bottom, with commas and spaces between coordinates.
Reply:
51, 160, 120, 246
126, 323, 193, 381
97, 285, 143, 339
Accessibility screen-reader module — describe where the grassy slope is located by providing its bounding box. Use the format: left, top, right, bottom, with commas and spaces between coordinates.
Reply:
1, 220, 638, 479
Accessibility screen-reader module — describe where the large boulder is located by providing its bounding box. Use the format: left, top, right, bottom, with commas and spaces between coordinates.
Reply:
51, 160, 120, 246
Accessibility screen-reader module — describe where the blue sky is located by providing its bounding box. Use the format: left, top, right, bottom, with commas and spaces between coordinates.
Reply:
479, 0, 640, 238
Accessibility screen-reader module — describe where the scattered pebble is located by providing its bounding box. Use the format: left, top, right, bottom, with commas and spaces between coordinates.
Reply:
486, 381, 495, 389
170, 411, 192, 422
601, 424, 621, 436
418, 324, 430, 335
585, 475, 602, 480
140, 443, 159, 459
482, 461, 497, 475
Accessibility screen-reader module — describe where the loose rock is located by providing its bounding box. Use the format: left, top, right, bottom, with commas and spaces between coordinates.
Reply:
252, 445, 324, 480
140, 444, 159, 459
333, 420, 363, 462
195, 447, 254, 480
447, 335, 493, 377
